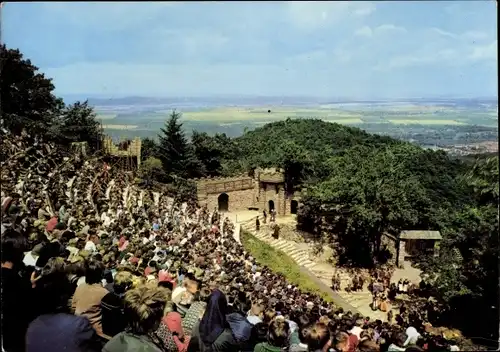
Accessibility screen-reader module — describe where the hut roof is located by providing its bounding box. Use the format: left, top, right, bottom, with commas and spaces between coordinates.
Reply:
400, 230, 442, 240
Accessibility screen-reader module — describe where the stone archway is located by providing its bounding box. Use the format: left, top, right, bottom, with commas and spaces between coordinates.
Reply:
268, 200, 275, 212
291, 200, 298, 214
218, 193, 229, 212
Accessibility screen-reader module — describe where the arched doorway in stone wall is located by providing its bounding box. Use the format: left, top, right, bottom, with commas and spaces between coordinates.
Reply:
291, 200, 298, 214
218, 193, 229, 212
268, 200, 275, 212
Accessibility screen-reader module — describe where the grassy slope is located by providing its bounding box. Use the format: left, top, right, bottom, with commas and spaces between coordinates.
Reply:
240, 229, 333, 302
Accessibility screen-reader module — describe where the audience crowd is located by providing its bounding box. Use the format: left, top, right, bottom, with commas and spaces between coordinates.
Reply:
1, 133, 465, 352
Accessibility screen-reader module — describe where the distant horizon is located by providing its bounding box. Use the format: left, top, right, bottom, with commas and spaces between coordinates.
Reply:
61, 93, 499, 102
3, 2, 496, 98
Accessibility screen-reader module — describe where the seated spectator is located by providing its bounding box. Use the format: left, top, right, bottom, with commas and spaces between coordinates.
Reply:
388, 332, 407, 352
103, 284, 170, 352
23, 242, 43, 267
357, 340, 381, 352
254, 318, 290, 352
188, 289, 239, 352
101, 271, 133, 338
247, 302, 265, 325
67, 256, 87, 289
72, 258, 108, 337
333, 332, 350, 352
103, 269, 114, 292
26, 257, 103, 352
182, 287, 210, 337
84, 233, 99, 253
404, 326, 421, 346
226, 297, 257, 351
289, 313, 310, 352
302, 322, 331, 352
157, 311, 190, 352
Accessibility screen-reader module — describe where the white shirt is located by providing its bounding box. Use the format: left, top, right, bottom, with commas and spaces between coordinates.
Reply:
23, 252, 38, 267
349, 326, 363, 339
84, 240, 97, 253
404, 326, 421, 346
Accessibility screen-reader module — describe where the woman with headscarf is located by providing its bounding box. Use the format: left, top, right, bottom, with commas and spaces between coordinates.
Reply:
187, 289, 238, 352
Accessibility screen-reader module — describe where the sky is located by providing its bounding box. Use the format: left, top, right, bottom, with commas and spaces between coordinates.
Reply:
2, 1, 498, 99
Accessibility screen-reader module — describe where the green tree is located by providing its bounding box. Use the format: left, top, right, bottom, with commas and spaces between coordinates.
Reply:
300, 145, 431, 266
157, 110, 199, 180
417, 156, 499, 339
50, 101, 103, 152
0, 44, 63, 136
138, 157, 166, 184
191, 131, 225, 177
277, 140, 312, 193
141, 137, 159, 161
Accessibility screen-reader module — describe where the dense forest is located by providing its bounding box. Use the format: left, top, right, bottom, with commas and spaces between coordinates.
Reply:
2, 44, 498, 343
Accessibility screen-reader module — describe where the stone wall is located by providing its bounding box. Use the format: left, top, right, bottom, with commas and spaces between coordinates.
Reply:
193, 169, 300, 215
102, 136, 142, 167
397, 240, 407, 267
255, 183, 287, 215
201, 189, 256, 212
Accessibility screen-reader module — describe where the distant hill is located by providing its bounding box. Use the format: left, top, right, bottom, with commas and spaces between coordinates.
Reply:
87, 96, 326, 107
79, 95, 497, 109
222, 119, 401, 176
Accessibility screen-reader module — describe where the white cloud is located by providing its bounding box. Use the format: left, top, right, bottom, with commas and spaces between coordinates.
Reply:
333, 49, 352, 63
354, 26, 373, 38
374, 24, 407, 35
375, 49, 459, 71
42, 2, 178, 30
429, 27, 457, 39
286, 1, 375, 30
376, 38, 497, 71
468, 40, 497, 61
354, 24, 406, 39
462, 30, 489, 41
353, 2, 376, 17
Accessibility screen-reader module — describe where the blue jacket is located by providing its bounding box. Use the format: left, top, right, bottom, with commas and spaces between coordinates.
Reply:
26, 313, 102, 352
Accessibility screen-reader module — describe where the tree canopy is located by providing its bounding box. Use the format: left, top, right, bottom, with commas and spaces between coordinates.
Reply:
1, 45, 102, 150
157, 110, 200, 181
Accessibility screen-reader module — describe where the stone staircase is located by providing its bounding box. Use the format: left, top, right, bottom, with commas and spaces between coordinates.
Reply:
241, 216, 391, 321
242, 216, 318, 270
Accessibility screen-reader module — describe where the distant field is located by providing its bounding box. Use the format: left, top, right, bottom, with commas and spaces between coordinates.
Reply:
96, 113, 117, 120
99, 106, 497, 134
178, 107, 365, 122
388, 119, 466, 125
325, 118, 364, 124
102, 124, 138, 130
